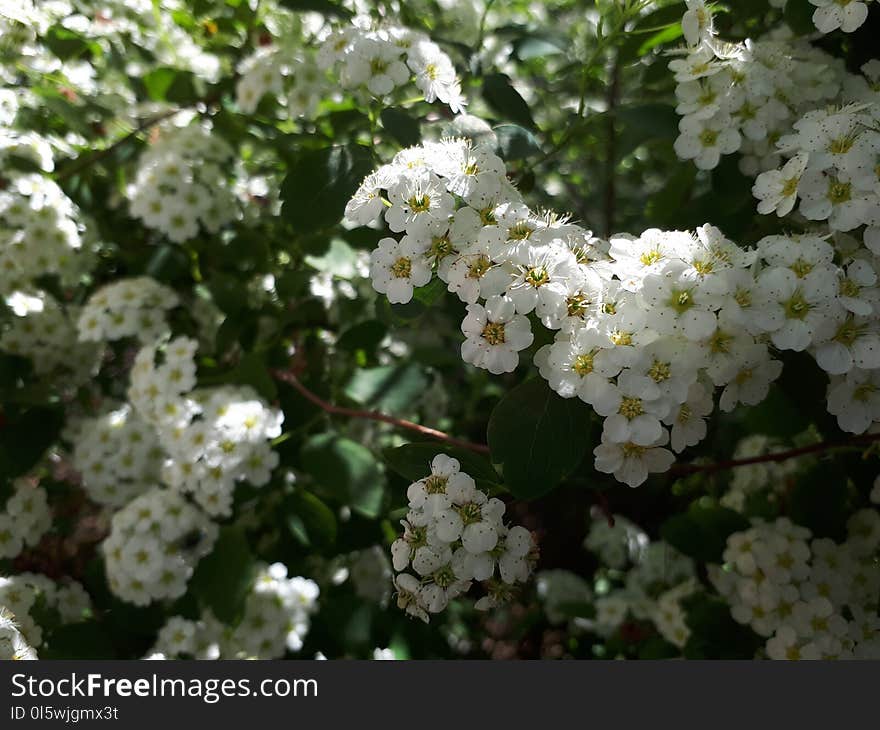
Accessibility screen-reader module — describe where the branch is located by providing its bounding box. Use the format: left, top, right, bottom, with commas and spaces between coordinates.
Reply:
54, 107, 183, 181
670, 433, 880, 476
271, 369, 491, 455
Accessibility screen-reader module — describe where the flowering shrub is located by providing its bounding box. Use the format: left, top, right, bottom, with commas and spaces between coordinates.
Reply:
0, 0, 877, 660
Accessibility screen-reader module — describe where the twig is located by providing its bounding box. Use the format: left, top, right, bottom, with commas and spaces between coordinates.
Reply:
54, 107, 183, 181
271, 369, 491, 455
670, 433, 880, 476
603, 55, 620, 237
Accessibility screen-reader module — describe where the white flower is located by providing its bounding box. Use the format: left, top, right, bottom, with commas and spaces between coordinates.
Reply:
665, 381, 713, 453
798, 169, 869, 232
752, 267, 841, 351
826, 367, 880, 433
753, 154, 808, 217
674, 114, 742, 169
593, 434, 675, 487
460, 295, 533, 374
682, 1, 714, 48
593, 371, 669, 446
810, 0, 870, 33
718, 343, 783, 411
369, 236, 432, 304
385, 172, 454, 235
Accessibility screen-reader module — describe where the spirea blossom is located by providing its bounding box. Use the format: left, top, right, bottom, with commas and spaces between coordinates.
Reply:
390, 454, 538, 621
102, 487, 217, 605
77, 277, 179, 343
713, 515, 880, 659
128, 123, 237, 244
127, 336, 284, 516
0, 482, 51, 560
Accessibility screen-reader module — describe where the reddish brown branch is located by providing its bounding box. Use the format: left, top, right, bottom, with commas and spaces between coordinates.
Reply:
670, 433, 880, 476
271, 369, 491, 455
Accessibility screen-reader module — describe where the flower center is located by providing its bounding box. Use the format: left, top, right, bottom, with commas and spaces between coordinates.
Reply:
610, 330, 632, 346
390, 256, 412, 279
572, 352, 595, 376
423, 474, 448, 494
640, 249, 662, 266
783, 291, 810, 320
648, 360, 671, 382
566, 294, 590, 318
790, 259, 813, 278
525, 266, 550, 287
430, 235, 454, 261
619, 396, 644, 420
781, 177, 799, 197
827, 179, 851, 204
467, 255, 491, 279
621, 442, 646, 457
407, 194, 432, 213
481, 321, 506, 345
508, 221, 534, 241
699, 129, 719, 147
669, 288, 694, 313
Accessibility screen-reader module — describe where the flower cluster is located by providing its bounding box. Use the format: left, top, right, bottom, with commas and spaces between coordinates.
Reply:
102, 487, 217, 605
355, 133, 880, 485
127, 336, 284, 516
536, 569, 593, 625
128, 123, 237, 244
0, 572, 91, 650
591, 532, 696, 640
147, 564, 319, 660
390, 454, 537, 621
71, 404, 164, 508
320, 18, 465, 112
712, 514, 880, 659
0, 174, 88, 294
672, 2, 842, 173
0, 482, 51, 560
0, 608, 37, 660
349, 545, 393, 606
77, 277, 179, 343
720, 434, 803, 512
0, 290, 97, 379
224, 563, 319, 659
236, 16, 466, 117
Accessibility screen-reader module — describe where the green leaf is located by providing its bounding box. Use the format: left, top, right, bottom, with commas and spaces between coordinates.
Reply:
44, 26, 99, 61
482, 73, 536, 129
300, 434, 386, 518
285, 490, 338, 548
278, 0, 353, 17
344, 363, 429, 415
380, 108, 421, 147
487, 378, 591, 498
660, 500, 750, 563
682, 592, 763, 659
383, 443, 499, 484
142, 67, 199, 104
788, 462, 849, 540
0, 407, 64, 480
42, 622, 116, 660
280, 145, 375, 234
336, 320, 387, 355
494, 124, 542, 160
233, 351, 278, 401
784, 0, 816, 35
189, 526, 257, 624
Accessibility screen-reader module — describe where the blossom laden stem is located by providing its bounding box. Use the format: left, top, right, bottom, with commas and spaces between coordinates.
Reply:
270, 368, 492, 455
670, 432, 880, 475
